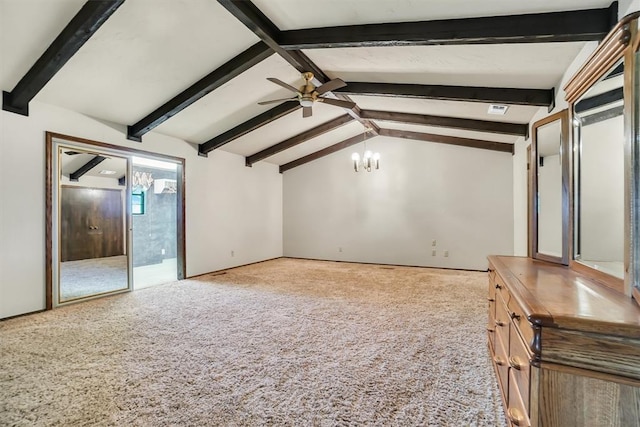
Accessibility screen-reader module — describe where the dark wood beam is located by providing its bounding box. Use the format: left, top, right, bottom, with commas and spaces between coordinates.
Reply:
246, 115, 353, 166
278, 3, 618, 49
127, 42, 273, 141
198, 101, 300, 156
280, 132, 377, 173
581, 105, 624, 126
216, 0, 327, 80
360, 109, 528, 137
575, 87, 623, 114
69, 156, 106, 181
216, 0, 378, 131
2, 0, 125, 116
378, 128, 514, 154
336, 82, 553, 107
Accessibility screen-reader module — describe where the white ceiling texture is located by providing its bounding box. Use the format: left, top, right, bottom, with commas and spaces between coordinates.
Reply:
0, 0, 619, 171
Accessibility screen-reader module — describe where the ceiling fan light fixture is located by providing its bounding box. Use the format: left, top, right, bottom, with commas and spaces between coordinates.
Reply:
300, 98, 313, 107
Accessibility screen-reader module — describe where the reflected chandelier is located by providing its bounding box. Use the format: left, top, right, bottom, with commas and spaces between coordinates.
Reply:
351, 127, 380, 172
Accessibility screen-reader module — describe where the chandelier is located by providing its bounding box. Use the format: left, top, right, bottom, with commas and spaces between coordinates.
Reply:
351, 127, 380, 172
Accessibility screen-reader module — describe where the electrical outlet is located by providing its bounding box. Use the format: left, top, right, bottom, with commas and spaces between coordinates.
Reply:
161, 248, 165, 255
231, 250, 235, 257
432, 240, 437, 247
431, 250, 436, 256
444, 250, 449, 257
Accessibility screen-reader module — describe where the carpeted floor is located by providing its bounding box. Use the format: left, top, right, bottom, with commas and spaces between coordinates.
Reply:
0, 258, 506, 426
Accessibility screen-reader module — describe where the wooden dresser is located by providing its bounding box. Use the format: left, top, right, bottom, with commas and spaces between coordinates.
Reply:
487, 256, 640, 427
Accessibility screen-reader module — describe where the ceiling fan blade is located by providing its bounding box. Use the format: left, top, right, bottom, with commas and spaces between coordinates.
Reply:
318, 97, 356, 109
303, 106, 313, 118
316, 78, 347, 95
258, 97, 296, 105
267, 77, 299, 93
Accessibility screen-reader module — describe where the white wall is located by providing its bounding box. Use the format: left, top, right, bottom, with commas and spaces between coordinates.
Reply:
620, 0, 640, 17
283, 136, 513, 271
0, 101, 283, 319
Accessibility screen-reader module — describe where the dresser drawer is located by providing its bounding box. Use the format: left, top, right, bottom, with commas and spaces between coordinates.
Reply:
495, 292, 510, 350
494, 273, 510, 306
507, 370, 531, 427
488, 286, 496, 349
493, 328, 509, 395
507, 296, 534, 350
508, 327, 531, 413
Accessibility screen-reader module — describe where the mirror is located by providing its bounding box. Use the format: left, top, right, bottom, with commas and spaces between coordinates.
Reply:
46, 133, 187, 309
57, 145, 131, 303
573, 60, 624, 280
634, 47, 640, 302
531, 110, 569, 264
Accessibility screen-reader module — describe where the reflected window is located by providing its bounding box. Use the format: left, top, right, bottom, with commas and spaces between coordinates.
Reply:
132, 191, 145, 215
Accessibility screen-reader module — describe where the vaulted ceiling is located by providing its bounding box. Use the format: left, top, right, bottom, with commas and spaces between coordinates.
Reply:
1, 0, 619, 172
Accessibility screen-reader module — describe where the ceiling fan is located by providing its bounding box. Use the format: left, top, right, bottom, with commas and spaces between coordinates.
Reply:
259, 72, 356, 118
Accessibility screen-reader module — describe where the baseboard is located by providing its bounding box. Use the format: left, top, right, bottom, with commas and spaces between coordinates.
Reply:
186, 256, 284, 279
0, 308, 47, 322
282, 256, 487, 273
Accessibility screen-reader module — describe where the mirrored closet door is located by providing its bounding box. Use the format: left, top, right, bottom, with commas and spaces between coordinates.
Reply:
46, 132, 186, 308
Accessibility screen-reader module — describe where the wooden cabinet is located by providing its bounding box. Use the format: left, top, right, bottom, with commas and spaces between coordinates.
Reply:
488, 256, 640, 427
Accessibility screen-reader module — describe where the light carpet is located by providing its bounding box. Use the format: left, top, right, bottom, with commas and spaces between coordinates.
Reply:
0, 258, 506, 426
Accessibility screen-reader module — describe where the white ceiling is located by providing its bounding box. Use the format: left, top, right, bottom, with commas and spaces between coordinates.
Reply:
306, 43, 587, 89
252, 0, 613, 29
0, 0, 617, 168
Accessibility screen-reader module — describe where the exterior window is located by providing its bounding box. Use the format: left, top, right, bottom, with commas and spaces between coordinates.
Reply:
132, 192, 145, 215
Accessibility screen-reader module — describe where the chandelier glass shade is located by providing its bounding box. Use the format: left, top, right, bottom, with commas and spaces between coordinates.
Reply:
351, 128, 380, 172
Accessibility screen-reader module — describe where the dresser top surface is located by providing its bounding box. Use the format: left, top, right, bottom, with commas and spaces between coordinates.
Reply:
489, 256, 640, 337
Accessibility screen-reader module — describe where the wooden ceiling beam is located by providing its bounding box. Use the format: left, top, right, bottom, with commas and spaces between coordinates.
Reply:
278, 3, 618, 49
336, 82, 553, 107
69, 155, 107, 182
279, 131, 377, 173
216, 0, 379, 134
360, 109, 529, 137
574, 87, 623, 114
378, 128, 514, 154
2, 0, 125, 116
198, 101, 300, 156
280, 126, 514, 173
216, 0, 327, 80
246, 115, 353, 166
127, 42, 273, 141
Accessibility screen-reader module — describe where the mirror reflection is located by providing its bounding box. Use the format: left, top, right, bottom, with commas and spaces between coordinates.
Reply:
59, 147, 129, 302
573, 60, 624, 279
536, 119, 563, 258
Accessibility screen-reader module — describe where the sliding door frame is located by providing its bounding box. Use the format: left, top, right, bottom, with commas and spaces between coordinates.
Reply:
45, 131, 186, 309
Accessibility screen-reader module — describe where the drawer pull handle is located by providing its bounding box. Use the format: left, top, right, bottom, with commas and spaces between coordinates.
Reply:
495, 284, 502, 290
510, 311, 521, 321
488, 298, 495, 302
495, 320, 506, 327
509, 356, 524, 370
494, 356, 505, 366
487, 328, 495, 333
507, 408, 525, 426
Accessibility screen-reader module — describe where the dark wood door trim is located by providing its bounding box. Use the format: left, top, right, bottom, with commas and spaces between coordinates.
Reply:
45, 132, 187, 310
